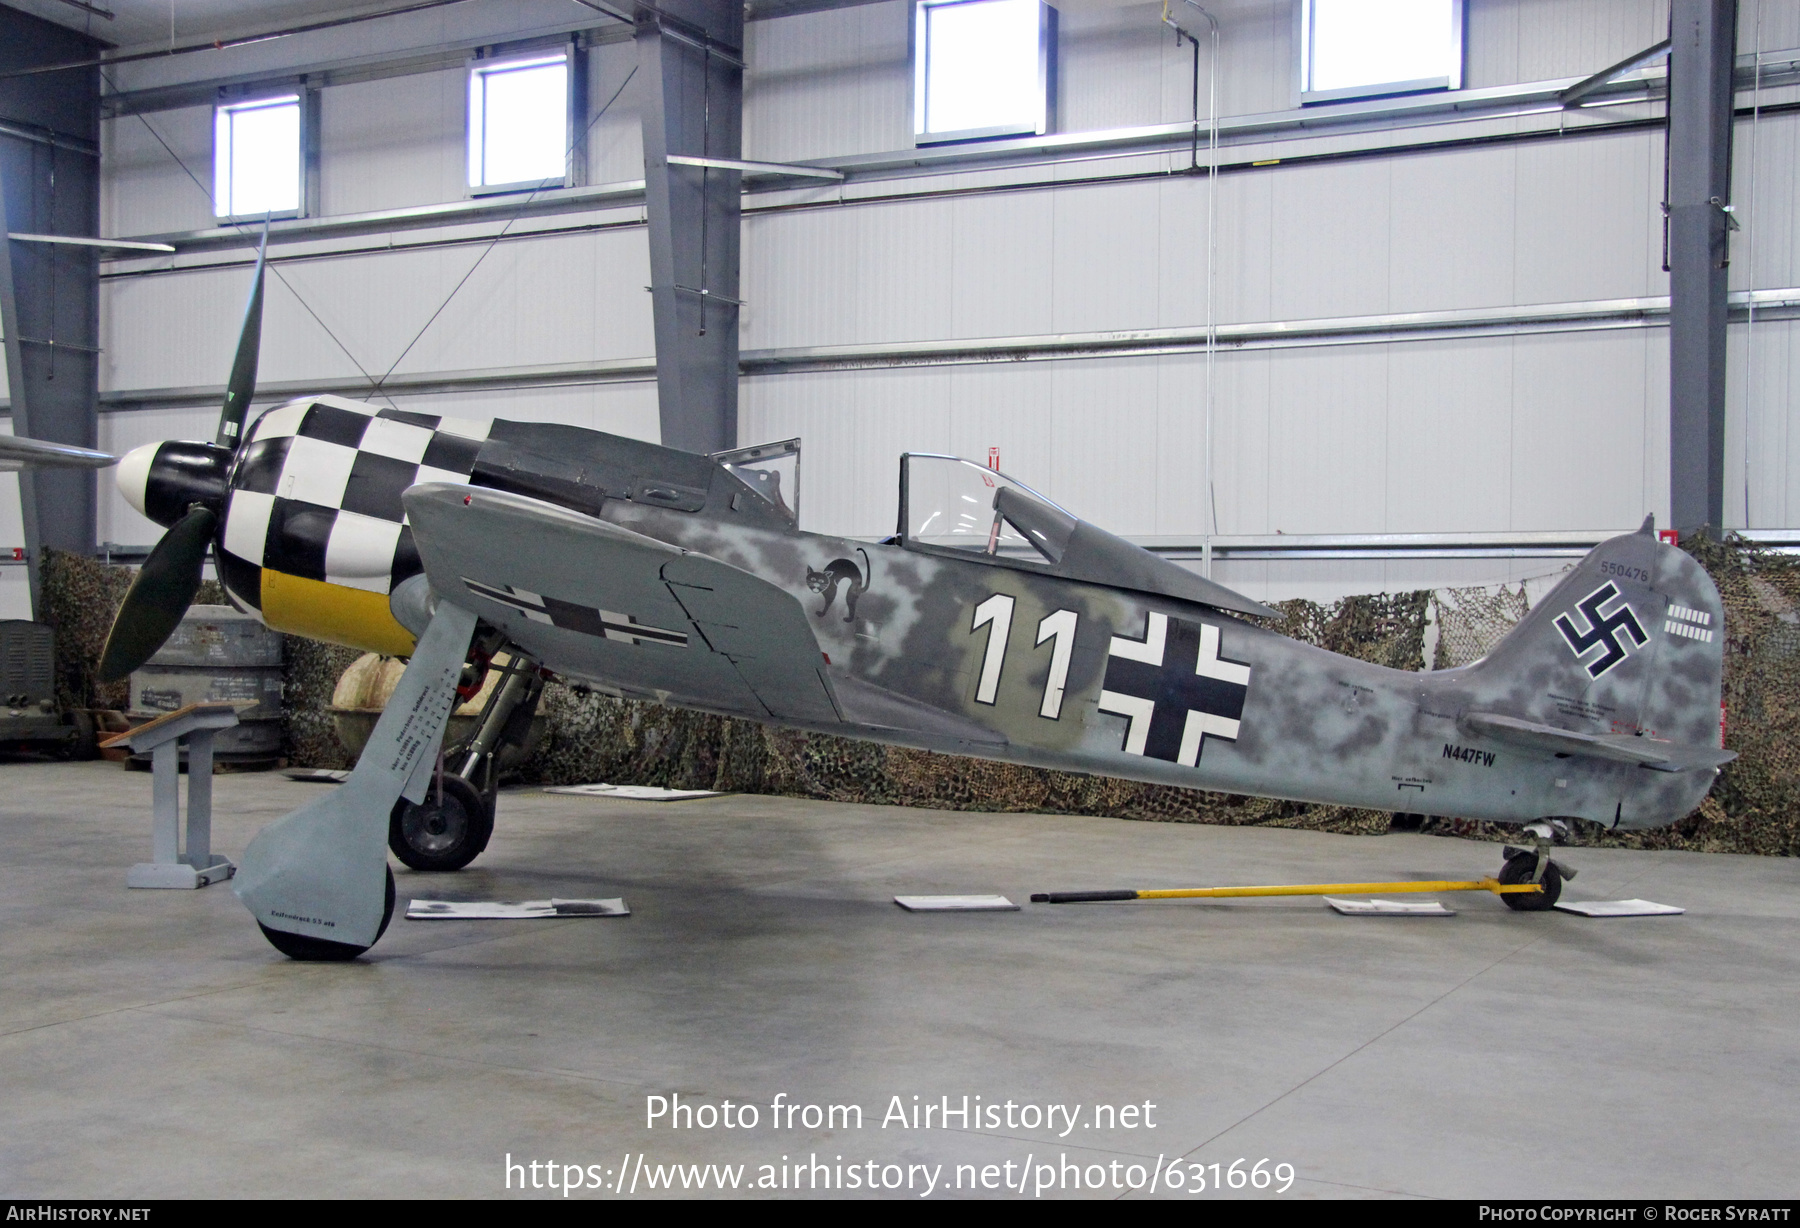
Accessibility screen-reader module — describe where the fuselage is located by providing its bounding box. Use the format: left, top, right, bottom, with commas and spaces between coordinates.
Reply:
592, 500, 1714, 831
124, 395, 1716, 833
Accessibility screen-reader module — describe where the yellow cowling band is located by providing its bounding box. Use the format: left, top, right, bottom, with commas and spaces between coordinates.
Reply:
260, 569, 419, 657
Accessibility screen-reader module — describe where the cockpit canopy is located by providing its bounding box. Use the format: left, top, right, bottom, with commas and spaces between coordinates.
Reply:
898, 453, 1276, 620
715, 437, 800, 526
901, 454, 1076, 562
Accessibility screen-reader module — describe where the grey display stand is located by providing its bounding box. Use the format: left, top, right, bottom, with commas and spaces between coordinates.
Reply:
104, 703, 242, 889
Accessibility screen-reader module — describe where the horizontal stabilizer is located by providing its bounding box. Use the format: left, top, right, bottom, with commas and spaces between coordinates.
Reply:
1461, 711, 1736, 773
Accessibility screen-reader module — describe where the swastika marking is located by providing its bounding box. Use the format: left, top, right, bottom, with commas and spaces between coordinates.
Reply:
1554, 581, 1647, 678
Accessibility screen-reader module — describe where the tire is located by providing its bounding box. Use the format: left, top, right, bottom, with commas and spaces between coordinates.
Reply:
260, 867, 395, 961
1498, 852, 1563, 912
388, 773, 493, 872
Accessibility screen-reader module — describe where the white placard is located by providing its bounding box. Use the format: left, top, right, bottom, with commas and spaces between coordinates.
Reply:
1325, 897, 1456, 916
407, 897, 629, 920
894, 895, 1020, 912
1555, 898, 1685, 917
543, 784, 724, 801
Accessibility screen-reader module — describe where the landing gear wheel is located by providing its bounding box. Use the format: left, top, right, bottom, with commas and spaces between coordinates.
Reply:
388, 773, 493, 872
1498, 853, 1563, 912
259, 867, 395, 960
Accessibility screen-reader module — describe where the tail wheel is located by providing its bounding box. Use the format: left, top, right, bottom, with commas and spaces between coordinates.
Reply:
260, 866, 395, 961
388, 773, 493, 872
1498, 853, 1563, 912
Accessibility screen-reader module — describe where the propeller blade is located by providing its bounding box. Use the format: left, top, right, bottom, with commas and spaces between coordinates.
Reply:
98, 504, 218, 682
215, 220, 269, 448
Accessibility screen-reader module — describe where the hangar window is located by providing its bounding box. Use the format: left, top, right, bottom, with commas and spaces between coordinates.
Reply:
913, 0, 1053, 145
1301, 0, 1463, 105
468, 51, 570, 191
213, 95, 301, 218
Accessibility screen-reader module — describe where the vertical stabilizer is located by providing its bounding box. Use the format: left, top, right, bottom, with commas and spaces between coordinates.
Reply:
1477, 528, 1723, 749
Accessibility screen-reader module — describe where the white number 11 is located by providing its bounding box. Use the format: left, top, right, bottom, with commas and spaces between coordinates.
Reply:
971, 595, 1079, 719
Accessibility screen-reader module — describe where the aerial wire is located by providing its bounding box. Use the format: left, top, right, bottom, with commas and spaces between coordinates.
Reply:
374, 60, 638, 393
1742, 0, 1764, 527
100, 67, 397, 410
1163, 0, 1221, 573
102, 52, 636, 417
1194, 0, 1220, 559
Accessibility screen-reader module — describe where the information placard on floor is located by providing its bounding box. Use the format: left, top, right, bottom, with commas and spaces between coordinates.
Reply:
544, 784, 724, 801
407, 898, 630, 919
1325, 897, 1456, 916
894, 895, 1019, 912
1555, 898, 1684, 917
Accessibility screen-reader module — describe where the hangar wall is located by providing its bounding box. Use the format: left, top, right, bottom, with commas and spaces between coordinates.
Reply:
2, 0, 1796, 611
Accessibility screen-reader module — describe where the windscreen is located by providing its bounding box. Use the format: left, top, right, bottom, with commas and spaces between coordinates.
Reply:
715, 438, 800, 526
900, 454, 1072, 562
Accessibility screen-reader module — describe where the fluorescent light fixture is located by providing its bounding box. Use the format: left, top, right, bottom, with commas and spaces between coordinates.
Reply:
213, 95, 300, 218
468, 52, 569, 190
914, 0, 1051, 144
1302, 0, 1462, 104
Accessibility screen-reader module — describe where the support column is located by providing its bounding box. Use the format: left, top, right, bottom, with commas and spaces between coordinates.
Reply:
1667, 0, 1738, 535
638, 0, 744, 455
0, 7, 103, 613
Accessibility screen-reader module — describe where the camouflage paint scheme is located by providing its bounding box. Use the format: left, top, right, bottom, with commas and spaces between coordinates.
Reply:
368, 420, 1730, 835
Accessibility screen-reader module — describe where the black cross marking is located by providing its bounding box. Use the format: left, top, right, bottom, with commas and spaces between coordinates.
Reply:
1554, 581, 1647, 678
1098, 611, 1251, 767
462, 578, 688, 647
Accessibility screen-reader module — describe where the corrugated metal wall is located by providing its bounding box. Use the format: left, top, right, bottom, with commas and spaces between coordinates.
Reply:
15, 0, 1790, 618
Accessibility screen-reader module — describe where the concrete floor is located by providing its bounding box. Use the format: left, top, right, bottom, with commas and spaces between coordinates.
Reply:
2, 761, 1797, 1200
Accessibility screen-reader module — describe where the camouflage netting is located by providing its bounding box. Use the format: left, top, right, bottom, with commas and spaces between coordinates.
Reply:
1431, 582, 1531, 670
36, 538, 1800, 854
282, 636, 364, 770
39, 550, 137, 714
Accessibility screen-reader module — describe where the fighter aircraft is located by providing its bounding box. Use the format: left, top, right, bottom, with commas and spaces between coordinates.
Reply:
89, 247, 1732, 960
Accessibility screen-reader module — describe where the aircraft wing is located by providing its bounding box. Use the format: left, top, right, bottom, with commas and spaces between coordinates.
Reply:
1461, 711, 1737, 772
660, 552, 841, 723
0, 436, 117, 471
404, 483, 840, 726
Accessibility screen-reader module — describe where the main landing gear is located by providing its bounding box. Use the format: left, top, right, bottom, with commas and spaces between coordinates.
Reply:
1497, 820, 1577, 911
387, 644, 544, 873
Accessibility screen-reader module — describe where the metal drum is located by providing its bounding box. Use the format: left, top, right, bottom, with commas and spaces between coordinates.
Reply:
128, 605, 284, 765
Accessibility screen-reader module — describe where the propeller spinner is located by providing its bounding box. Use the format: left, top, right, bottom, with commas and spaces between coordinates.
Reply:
98, 228, 269, 682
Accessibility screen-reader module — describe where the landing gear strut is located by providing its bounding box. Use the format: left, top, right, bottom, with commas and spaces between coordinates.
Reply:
387, 646, 543, 872
1498, 820, 1577, 912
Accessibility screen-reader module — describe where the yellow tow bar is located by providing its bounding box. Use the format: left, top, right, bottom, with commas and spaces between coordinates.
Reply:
1029, 878, 1540, 904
